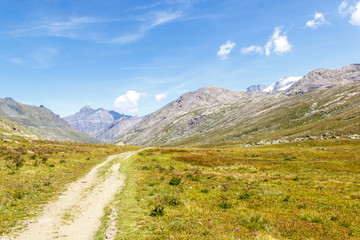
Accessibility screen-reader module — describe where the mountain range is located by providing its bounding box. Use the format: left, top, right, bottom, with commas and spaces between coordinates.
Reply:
1, 64, 359, 146
64, 106, 145, 141
113, 64, 360, 146
0, 98, 97, 143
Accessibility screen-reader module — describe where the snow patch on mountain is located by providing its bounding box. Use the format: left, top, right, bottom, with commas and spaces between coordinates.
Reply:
263, 76, 302, 92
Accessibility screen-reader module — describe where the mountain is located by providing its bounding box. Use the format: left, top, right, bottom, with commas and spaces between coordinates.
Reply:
264, 76, 302, 92
94, 116, 146, 141
114, 64, 360, 147
113, 86, 267, 146
246, 84, 268, 93
246, 76, 302, 93
64, 106, 131, 137
0, 98, 98, 143
286, 64, 360, 95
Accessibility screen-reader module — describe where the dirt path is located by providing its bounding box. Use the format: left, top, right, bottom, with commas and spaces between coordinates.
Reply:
4, 150, 139, 240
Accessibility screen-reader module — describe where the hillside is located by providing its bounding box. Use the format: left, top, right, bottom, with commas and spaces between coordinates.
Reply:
94, 115, 146, 141
115, 64, 360, 147
64, 106, 143, 141
0, 98, 98, 143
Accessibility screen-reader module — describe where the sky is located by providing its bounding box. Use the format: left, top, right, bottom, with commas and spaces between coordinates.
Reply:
0, 0, 360, 117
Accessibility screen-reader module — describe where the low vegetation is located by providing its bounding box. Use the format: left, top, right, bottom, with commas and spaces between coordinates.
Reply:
113, 139, 360, 239
0, 139, 139, 234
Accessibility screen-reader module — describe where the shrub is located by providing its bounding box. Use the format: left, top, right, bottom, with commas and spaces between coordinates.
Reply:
167, 197, 181, 206
239, 192, 251, 200
150, 205, 165, 217
218, 202, 232, 209
283, 195, 291, 202
169, 177, 181, 186
187, 173, 200, 181
242, 213, 269, 231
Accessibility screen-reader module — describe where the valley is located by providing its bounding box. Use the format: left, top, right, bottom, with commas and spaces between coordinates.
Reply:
0, 64, 359, 239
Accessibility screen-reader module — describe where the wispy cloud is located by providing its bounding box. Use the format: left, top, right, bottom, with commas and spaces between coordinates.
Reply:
241, 45, 263, 54
110, 10, 184, 44
217, 40, 236, 60
339, 1, 360, 26
7, 47, 59, 68
241, 26, 292, 56
6, 0, 206, 45
305, 12, 328, 29
10, 17, 104, 39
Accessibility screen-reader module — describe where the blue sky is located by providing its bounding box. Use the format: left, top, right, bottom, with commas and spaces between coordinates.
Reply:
0, 0, 359, 117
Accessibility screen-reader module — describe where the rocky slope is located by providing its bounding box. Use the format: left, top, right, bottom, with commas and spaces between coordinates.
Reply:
115, 64, 360, 146
64, 106, 130, 137
0, 98, 98, 143
94, 115, 146, 141
65, 106, 143, 141
286, 64, 360, 95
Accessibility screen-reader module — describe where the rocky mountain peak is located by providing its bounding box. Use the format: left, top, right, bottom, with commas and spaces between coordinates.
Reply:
246, 84, 268, 93
263, 76, 302, 92
286, 64, 360, 95
64, 107, 133, 138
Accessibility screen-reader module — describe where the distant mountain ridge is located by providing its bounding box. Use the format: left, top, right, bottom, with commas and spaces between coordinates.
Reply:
2, 64, 359, 146
114, 64, 360, 146
246, 76, 302, 93
64, 106, 144, 141
0, 98, 97, 143
286, 64, 360, 95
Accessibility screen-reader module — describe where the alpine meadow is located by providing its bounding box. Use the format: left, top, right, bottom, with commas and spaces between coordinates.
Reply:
0, 0, 360, 239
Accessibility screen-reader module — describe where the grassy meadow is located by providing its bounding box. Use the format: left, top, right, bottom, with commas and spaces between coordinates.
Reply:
113, 139, 360, 239
0, 139, 139, 234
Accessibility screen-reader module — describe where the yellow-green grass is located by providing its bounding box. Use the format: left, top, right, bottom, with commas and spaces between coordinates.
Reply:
114, 139, 360, 239
0, 139, 139, 234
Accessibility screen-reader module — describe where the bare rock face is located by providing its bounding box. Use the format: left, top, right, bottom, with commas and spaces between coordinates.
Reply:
286, 64, 360, 95
0, 98, 97, 143
94, 116, 146, 141
246, 84, 268, 92
64, 106, 130, 137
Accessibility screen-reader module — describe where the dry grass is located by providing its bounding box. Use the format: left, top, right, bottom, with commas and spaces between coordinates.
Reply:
0, 139, 139, 234
113, 139, 360, 239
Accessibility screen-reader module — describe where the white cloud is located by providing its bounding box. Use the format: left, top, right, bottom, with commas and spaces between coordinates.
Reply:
267, 27, 292, 55
241, 45, 263, 54
217, 40, 236, 60
351, 2, 360, 25
155, 93, 167, 102
113, 90, 145, 113
339, 1, 360, 26
241, 26, 292, 56
305, 12, 327, 29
